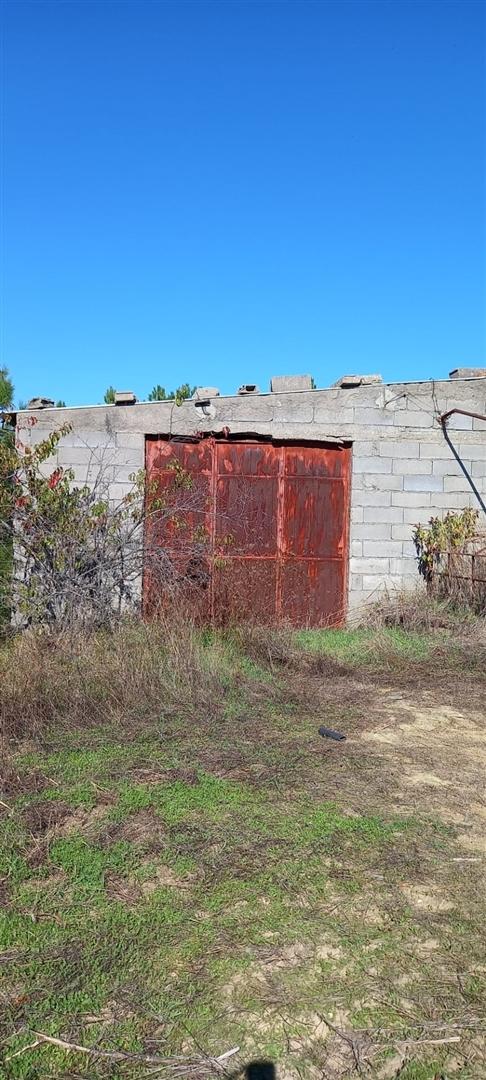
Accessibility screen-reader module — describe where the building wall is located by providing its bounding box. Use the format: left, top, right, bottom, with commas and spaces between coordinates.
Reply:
17, 376, 486, 616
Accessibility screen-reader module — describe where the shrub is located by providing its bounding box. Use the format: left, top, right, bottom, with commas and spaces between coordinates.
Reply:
0, 423, 212, 631
412, 508, 479, 582
0, 421, 148, 629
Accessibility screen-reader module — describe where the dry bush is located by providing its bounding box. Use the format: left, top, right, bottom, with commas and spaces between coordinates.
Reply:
355, 585, 486, 681
0, 616, 235, 747
359, 584, 484, 633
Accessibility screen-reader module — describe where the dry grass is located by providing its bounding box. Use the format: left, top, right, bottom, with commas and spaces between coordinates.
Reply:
0, 617, 241, 746
359, 584, 486, 634
1, 613, 486, 1078
2, 607, 485, 752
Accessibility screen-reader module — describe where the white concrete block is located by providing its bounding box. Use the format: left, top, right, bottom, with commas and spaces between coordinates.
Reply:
397, 411, 434, 429
401, 507, 433, 524
271, 374, 312, 392
58, 446, 116, 467
277, 406, 314, 424
116, 432, 146, 449
351, 440, 381, 456
351, 557, 390, 574
432, 458, 470, 477
350, 505, 364, 523
70, 463, 115, 486
419, 441, 457, 459
348, 590, 364, 610
363, 506, 403, 523
429, 492, 479, 508
392, 491, 432, 507
363, 540, 404, 557
446, 413, 473, 430
362, 574, 404, 591
352, 491, 392, 508
389, 557, 417, 576
351, 523, 393, 540
114, 448, 145, 468
60, 429, 116, 449
403, 475, 443, 492
351, 540, 363, 557
392, 459, 432, 475
379, 440, 421, 458
356, 473, 403, 491
109, 482, 139, 503
442, 475, 483, 492
457, 442, 486, 461
391, 523, 415, 540
313, 407, 354, 425
112, 466, 143, 484
353, 407, 395, 427
353, 456, 392, 474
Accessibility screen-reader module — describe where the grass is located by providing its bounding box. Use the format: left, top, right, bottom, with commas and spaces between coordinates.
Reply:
296, 626, 433, 663
1, 619, 485, 1078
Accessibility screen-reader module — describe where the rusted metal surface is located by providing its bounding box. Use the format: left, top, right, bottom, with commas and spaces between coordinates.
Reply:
144, 437, 351, 627
438, 407, 486, 425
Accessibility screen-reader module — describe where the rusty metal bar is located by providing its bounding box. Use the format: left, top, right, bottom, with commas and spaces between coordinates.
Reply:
438, 407, 486, 425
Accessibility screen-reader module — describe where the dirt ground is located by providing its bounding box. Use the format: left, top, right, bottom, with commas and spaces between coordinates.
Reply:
1, 629, 486, 1079
361, 690, 486, 857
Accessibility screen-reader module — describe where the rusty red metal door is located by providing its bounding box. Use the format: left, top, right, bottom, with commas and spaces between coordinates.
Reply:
144, 437, 350, 626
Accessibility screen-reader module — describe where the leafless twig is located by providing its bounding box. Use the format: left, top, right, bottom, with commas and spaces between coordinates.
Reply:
6, 1030, 240, 1073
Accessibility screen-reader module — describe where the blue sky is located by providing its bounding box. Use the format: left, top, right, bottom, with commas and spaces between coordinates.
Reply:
2, 0, 485, 406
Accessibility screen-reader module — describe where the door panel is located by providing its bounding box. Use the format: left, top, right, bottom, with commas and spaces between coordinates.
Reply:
282, 478, 346, 558
145, 437, 350, 626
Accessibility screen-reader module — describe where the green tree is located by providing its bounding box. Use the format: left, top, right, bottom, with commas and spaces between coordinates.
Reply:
55, 400, 66, 408
173, 383, 196, 405
148, 385, 168, 401
147, 383, 196, 404
104, 386, 116, 404
0, 366, 14, 412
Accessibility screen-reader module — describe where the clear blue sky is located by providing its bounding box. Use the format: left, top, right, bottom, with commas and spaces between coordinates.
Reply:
2, 0, 485, 406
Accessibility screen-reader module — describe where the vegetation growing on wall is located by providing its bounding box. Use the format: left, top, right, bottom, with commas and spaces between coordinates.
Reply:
0, 420, 142, 628
147, 383, 196, 404
412, 508, 479, 582
0, 422, 215, 630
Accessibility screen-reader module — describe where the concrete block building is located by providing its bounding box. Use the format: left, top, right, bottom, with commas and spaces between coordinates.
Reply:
17, 368, 486, 625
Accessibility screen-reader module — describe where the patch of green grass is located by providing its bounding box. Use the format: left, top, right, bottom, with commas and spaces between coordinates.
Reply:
16, 737, 165, 785
296, 626, 432, 663
0, 818, 30, 886
110, 772, 256, 826
277, 801, 410, 844
2, 626, 485, 1079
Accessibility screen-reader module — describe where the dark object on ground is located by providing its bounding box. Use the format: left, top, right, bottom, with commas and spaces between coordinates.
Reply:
247, 1063, 276, 1080
319, 726, 346, 741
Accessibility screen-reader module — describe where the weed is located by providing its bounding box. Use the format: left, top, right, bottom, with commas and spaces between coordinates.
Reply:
1, 621, 485, 1078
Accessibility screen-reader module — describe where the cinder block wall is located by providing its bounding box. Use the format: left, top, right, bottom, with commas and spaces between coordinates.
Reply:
17, 376, 486, 617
